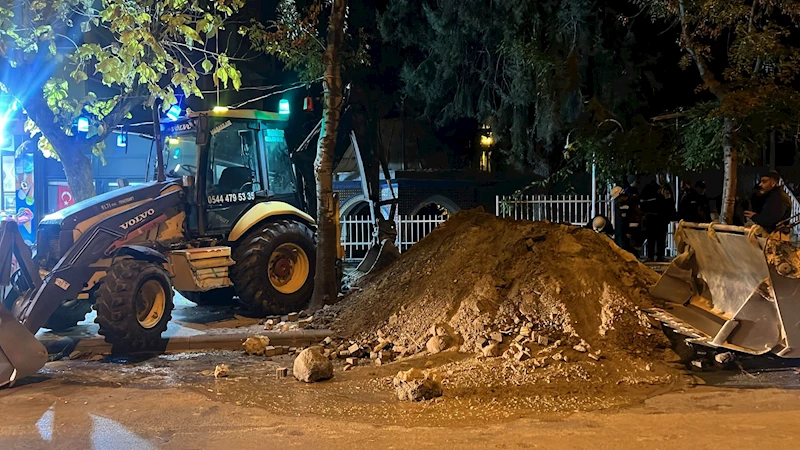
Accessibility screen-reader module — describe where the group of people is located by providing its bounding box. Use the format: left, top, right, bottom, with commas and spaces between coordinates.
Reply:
586, 171, 793, 262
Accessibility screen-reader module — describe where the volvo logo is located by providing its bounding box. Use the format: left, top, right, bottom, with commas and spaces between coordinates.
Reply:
120, 208, 155, 230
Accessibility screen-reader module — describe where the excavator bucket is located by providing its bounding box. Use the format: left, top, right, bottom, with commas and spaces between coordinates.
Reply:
649, 222, 800, 357
0, 220, 48, 387
349, 239, 401, 285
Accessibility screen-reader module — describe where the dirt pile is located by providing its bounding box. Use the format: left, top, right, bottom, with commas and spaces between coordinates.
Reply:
324, 209, 680, 390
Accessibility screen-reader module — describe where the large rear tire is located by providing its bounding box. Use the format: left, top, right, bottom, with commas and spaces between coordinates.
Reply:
231, 220, 316, 316
95, 259, 174, 352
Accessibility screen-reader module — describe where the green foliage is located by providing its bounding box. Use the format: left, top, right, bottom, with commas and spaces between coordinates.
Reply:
241, 0, 369, 82
0, 0, 246, 166
380, 0, 663, 175
634, 0, 800, 172
679, 104, 724, 170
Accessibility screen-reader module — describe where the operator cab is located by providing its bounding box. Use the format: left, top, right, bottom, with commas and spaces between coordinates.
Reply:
161, 109, 299, 236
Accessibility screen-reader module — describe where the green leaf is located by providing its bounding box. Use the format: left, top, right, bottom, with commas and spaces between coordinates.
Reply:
201, 59, 213, 72
215, 67, 229, 86
71, 69, 88, 83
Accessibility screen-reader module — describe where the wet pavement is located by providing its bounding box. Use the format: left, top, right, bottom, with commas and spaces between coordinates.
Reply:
4, 290, 800, 448
2, 356, 800, 449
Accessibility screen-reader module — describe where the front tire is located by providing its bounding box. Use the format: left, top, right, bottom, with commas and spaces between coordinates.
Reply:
95, 259, 174, 352
231, 220, 316, 316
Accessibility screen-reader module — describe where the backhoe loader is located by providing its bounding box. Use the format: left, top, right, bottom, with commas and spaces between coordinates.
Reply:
0, 100, 399, 387
649, 220, 800, 358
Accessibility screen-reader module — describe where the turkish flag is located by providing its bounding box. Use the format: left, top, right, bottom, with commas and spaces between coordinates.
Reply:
57, 185, 74, 210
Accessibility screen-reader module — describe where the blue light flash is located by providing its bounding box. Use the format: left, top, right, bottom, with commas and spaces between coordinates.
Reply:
279, 99, 290, 115
165, 104, 181, 121
77, 117, 90, 132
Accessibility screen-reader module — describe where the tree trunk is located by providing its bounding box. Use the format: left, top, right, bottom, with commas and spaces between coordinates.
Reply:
50, 142, 96, 202
720, 117, 738, 224
310, 0, 347, 309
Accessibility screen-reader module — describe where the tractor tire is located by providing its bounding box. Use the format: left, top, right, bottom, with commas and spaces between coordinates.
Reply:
179, 287, 235, 306
231, 220, 316, 316
44, 300, 93, 331
94, 259, 174, 352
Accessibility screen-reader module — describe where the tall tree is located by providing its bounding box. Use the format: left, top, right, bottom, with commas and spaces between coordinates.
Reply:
0, 0, 246, 201
243, 0, 360, 307
634, 0, 800, 223
379, 0, 666, 176
313, 0, 346, 308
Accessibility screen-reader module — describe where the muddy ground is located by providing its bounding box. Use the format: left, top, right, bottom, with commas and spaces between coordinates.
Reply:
1, 351, 800, 449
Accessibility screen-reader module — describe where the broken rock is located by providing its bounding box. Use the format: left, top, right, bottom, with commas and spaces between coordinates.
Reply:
393, 368, 443, 402
242, 336, 270, 356
214, 364, 230, 378
482, 343, 501, 358
293, 348, 334, 383
426, 335, 450, 355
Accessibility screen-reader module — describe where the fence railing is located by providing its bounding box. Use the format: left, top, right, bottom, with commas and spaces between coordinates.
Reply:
339, 196, 685, 263
340, 215, 448, 262
496, 194, 679, 258
496, 194, 612, 225
781, 183, 800, 236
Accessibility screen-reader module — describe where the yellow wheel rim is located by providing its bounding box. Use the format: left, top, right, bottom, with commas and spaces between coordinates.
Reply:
136, 279, 167, 329
268, 243, 310, 294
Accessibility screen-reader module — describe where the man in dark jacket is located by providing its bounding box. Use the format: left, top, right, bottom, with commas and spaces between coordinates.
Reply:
744, 171, 791, 233
678, 181, 711, 223
640, 173, 675, 261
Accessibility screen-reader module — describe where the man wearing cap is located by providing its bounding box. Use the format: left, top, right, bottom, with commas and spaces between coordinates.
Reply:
744, 171, 791, 233
585, 215, 615, 238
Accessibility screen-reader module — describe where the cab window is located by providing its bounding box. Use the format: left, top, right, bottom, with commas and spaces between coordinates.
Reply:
206, 122, 263, 198
264, 128, 295, 195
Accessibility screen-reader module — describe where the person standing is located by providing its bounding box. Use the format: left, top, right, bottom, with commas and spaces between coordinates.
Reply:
640, 173, 675, 262
678, 181, 710, 223
744, 171, 792, 233
612, 186, 641, 252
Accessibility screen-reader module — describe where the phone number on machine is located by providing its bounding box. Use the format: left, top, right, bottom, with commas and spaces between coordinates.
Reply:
207, 192, 255, 204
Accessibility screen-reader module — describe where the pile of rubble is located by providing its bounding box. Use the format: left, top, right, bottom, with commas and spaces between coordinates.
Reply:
316, 209, 679, 388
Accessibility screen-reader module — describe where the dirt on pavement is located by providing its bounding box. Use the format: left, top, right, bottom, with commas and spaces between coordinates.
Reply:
313, 209, 685, 409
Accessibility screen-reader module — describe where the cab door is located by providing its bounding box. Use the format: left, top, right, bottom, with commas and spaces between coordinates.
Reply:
202, 121, 266, 234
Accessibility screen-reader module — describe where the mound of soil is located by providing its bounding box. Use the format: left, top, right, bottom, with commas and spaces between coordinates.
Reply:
324, 209, 681, 392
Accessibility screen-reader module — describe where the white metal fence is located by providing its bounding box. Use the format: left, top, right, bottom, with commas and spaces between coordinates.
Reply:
495, 194, 612, 225
496, 194, 679, 258
340, 215, 447, 262
782, 183, 800, 236
339, 195, 686, 263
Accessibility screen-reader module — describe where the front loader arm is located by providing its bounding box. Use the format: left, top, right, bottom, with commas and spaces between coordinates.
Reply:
11, 189, 184, 334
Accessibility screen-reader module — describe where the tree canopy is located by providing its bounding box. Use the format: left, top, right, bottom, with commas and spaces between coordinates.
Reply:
379, 0, 677, 176
0, 0, 246, 200
629, 0, 800, 221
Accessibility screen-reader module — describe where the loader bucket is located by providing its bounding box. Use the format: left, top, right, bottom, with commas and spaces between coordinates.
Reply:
0, 303, 48, 388
649, 222, 800, 357
346, 239, 401, 287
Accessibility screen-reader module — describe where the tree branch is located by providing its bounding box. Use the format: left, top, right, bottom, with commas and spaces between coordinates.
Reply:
678, 0, 726, 99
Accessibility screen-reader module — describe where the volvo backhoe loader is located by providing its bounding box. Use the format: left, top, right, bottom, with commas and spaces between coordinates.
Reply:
649, 220, 800, 358
0, 101, 398, 387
